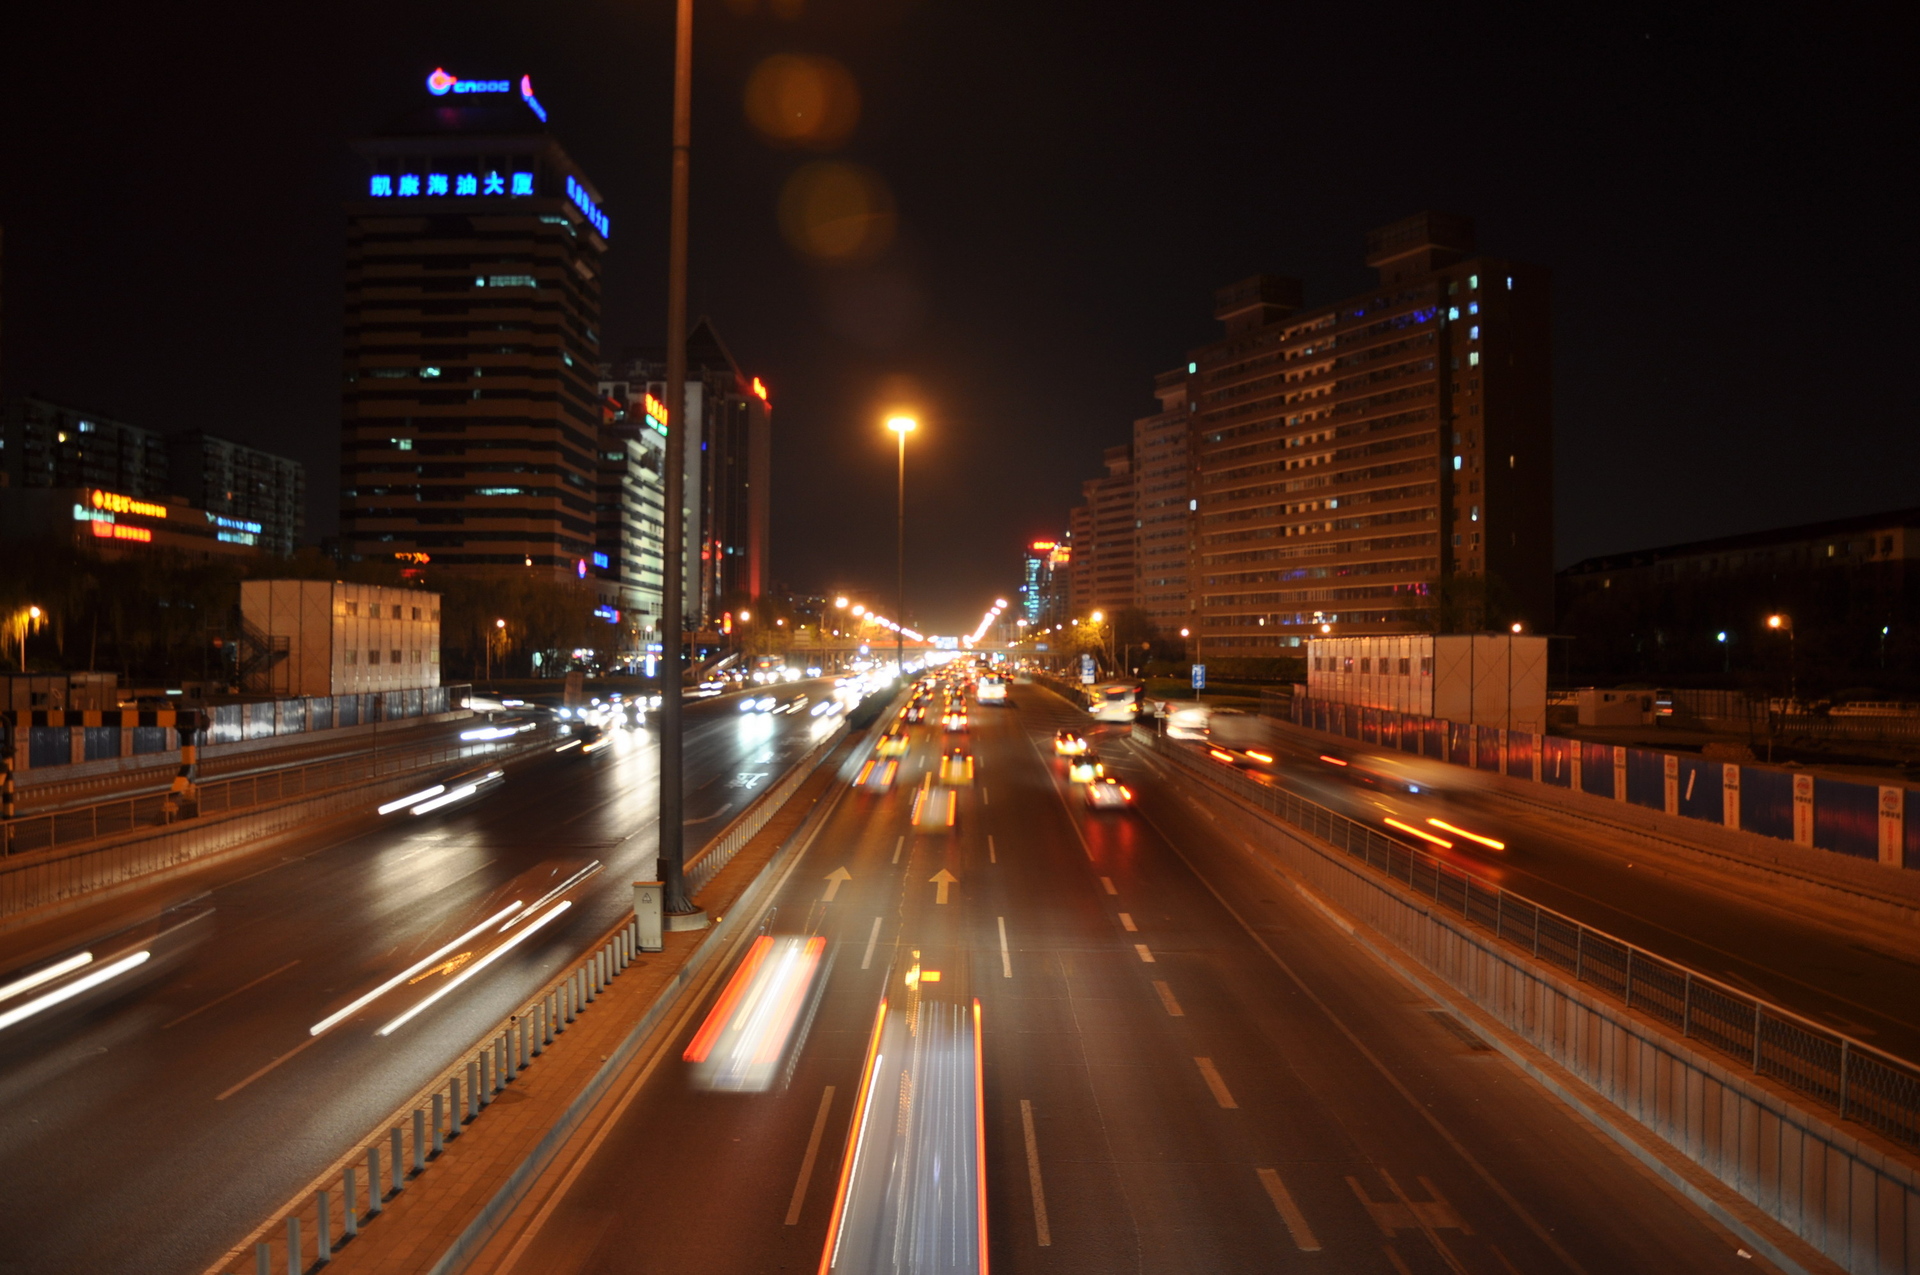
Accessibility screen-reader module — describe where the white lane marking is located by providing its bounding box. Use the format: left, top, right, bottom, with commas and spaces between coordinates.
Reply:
861, 917, 883, 970
998, 916, 1012, 978
785, 1086, 836, 1225
1259, 1168, 1322, 1251
988, 834, 997, 863
1194, 1056, 1237, 1108
1134, 944, 1155, 963
1118, 912, 1137, 932
892, 835, 905, 865
981, 786, 989, 805
1100, 876, 1117, 895
1020, 1099, 1052, 1247
162, 960, 298, 1031
216, 1033, 326, 1101
1152, 980, 1184, 1017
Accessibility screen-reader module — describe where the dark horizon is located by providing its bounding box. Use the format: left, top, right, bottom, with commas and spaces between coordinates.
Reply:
0, 2, 1907, 634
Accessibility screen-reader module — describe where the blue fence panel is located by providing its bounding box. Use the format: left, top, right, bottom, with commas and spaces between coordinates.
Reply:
1360, 707, 1377, 744
1676, 756, 1721, 823
208, 705, 243, 745
243, 702, 275, 741
1447, 722, 1471, 764
1813, 777, 1878, 861
28, 726, 70, 768
1541, 736, 1573, 787
83, 726, 120, 761
1507, 731, 1536, 779
274, 700, 306, 736
1580, 743, 1615, 799
1423, 719, 1444, 758
131, 725, 172, 755
308, 698, 333, 732
1624, 748, 1665, 810
1740, 767, 1795, 842
1476, 726, 1502, 772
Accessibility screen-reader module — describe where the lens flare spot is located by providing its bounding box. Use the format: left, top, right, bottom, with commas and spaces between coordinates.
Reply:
745, 54, 860, 149
778, 161, 897, 263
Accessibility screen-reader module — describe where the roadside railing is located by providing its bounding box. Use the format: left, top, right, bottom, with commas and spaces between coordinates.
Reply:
686, 719, 848, 896
2, 730, 544, 858
1141, 725, 1920, 1153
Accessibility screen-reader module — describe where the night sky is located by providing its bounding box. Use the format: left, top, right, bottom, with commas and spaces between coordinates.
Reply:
1, 2, 1907, 634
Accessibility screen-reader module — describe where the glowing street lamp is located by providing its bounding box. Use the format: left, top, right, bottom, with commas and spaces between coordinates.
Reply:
886, 415, 917, 678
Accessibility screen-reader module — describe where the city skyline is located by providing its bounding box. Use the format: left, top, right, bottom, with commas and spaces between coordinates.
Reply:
0, 3, 1908, 633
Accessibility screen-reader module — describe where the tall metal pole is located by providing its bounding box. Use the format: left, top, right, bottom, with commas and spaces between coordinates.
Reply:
895, 429, 906, 681
658, 0, 703, 924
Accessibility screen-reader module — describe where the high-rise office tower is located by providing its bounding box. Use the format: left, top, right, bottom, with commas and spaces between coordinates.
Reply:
600, 319, 770, 631
1191, 213, 1551, 651
338, 70, 611, 578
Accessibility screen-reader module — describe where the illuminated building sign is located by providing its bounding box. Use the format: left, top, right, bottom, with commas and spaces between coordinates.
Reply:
90, 489, 167, 519
426, 68, 511, 96
643, 392, 669, 428
1030, 540, 1056, 552
751, 377, 769, 402
90, 521, 152, 544
592, 552, 610, 570
593, 606, 620, 623
576, 558, 588, 579
369, 170, 532, 199
394, 551, 432, 565
520, 75, 548, 122
207, 512, 263, 535
566, 175, 610, 238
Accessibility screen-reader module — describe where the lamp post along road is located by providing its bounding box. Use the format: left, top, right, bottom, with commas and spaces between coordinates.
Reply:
888, 416, 916, 680
657, 0, 704, 927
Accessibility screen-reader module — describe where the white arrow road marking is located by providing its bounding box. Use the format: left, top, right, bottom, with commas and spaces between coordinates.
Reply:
823, 867, 852, 901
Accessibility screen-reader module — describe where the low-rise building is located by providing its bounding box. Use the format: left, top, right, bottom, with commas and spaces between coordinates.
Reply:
1305, 632, 1547, 731
239, 580, 441, 697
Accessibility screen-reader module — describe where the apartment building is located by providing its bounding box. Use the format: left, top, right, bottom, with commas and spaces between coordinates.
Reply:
1133, 367, 1194, 637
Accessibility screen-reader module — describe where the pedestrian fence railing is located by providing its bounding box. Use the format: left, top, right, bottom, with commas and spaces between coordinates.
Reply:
221, 914, 647, 1275
685, 718, 847, 896
1141, 725, 1920, 1154
2, 731, 540, 858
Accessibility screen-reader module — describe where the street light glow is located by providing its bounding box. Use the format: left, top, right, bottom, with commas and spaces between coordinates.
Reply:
886, 415, 918, 435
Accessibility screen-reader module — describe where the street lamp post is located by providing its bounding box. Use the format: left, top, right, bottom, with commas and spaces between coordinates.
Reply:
657, 0, 703, 927
887, 416, 916, 681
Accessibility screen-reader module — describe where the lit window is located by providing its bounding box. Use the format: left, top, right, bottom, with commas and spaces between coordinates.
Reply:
1469, 274, 1479, 289
391, 438, 413, 451
1187, 362, 1197, 373
1448, 306, 1459, 321
1453, 456, 1463, 470
485, 274, 537, 288
1468, 302, 1479, 315
1469, 352, 1480, 367
421, 367, 441, 378
1471, 506, 1480, 521
1506, 276, 1513, 289
1188, 498, 1197, 511
1469, 325, 1480, 340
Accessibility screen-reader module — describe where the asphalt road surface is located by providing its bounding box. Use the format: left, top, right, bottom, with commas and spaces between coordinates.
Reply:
0, 686, 840, 1275
478, 681, 1766, 1274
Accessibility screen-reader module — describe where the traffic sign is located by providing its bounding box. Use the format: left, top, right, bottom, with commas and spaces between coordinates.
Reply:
1192, 663, 1206, 690
1080, 653, 1096, 684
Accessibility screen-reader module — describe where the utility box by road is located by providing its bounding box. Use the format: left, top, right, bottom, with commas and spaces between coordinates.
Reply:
633, 880, 663, 951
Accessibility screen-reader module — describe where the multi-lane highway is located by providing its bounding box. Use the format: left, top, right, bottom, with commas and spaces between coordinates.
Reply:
0, 687, 839, 1275
1206, 722, 1920, 1062
466, 679, 1763, 1274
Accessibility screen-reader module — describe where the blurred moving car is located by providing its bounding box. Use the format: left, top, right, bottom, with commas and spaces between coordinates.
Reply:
939, 749, 975, 785
1053, 728, 1087, 756
682, 935, 831, 1092
855, 757, 900, 792
944, 710, 969, 733
876, 730, 910, 757
1067, 753, 1105, 783
1083, 774, 1132, 809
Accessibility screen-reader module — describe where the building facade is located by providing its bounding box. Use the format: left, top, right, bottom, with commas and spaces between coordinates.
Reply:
338, 71, 610, 581
599, 319, 771, 631
3, 397, 169, 499
240, 580, 441, 697
1068, 445, 1136, 618
1191, 213, 1552, 652
166, 432, 306, 556
1558, 507, 1920, 688
1019, 537, 1071, 630
1133, 368, 1194, 639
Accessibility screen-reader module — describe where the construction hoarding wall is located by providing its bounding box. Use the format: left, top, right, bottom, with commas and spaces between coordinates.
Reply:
240, 580, 441, 697
1306, 633, 1547, 733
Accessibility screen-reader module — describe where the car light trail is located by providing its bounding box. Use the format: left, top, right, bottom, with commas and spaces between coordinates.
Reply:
1384, 817, 1452, 848
0, 951, 93, 1004
1245, 750, 1274, 764
0, 951, 149, 1034
309, 902, 523, 1036
1427, 818, 1506, 850
554, 739, 581, 752
410, 770, 502, 815
974, 997, 989, 1272
376, 900, 572, 1036
501, 863, 601, 931
1319, 755, 1348, 766
685, 936, 829, 1090
685, 936, 775, 1064
821, 1001, 889, 1275
377, 784, 446, 816
1209, 748, 1235, 763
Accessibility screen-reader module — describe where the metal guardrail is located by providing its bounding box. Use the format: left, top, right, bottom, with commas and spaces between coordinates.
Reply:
1141, 726, 1920, 1152
685, 720, 847, 896
1, 731, 543, 858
